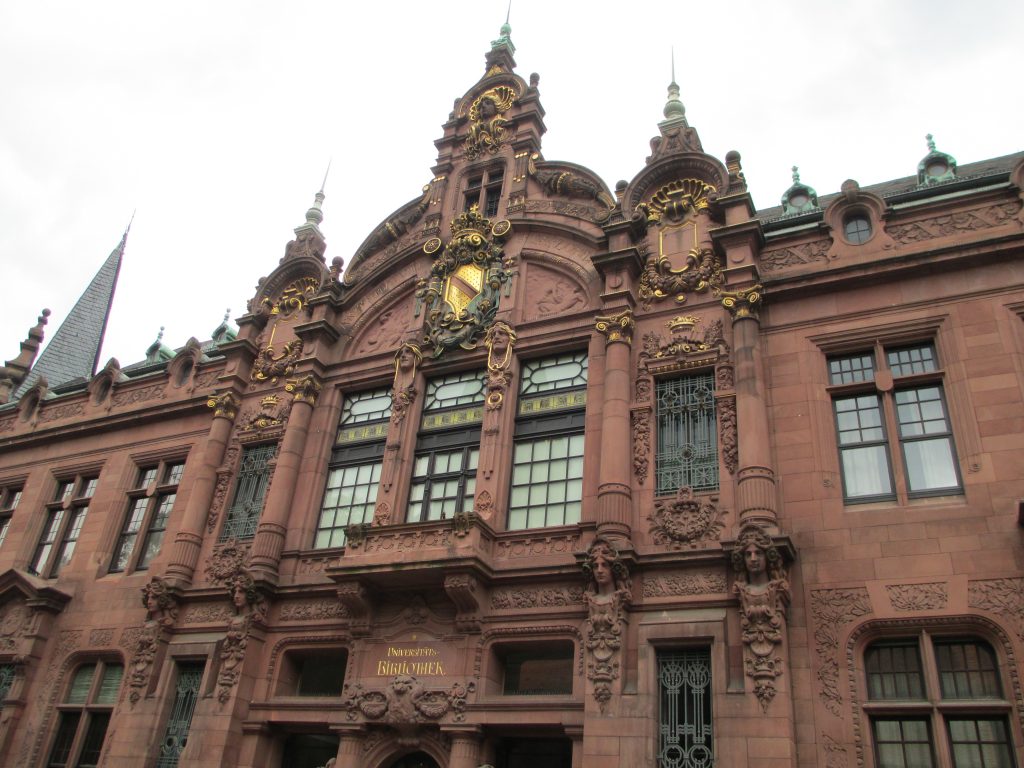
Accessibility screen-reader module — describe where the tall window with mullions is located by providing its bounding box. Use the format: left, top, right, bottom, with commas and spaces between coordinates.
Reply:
315, 387, 392, 548
508, 351, 587, 530
407, 370, 486, 522
656, 373, 718, 495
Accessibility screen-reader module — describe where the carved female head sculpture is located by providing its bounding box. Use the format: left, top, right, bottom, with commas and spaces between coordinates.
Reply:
731, 525, 785, 585
140, 577, 177, 624
583, 538, 631, 600
394, 342, 423, 379
484, 320, 517, 370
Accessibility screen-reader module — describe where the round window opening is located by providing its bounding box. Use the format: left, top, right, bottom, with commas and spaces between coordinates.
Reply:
843, 213, 872, 244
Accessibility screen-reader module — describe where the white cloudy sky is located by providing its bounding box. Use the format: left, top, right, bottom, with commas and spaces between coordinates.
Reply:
1, 0, 1021, 370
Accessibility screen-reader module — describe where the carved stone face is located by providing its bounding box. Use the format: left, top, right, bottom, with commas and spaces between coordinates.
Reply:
398, 346, 416, 370
593, 556, 613, 586
744, 544, 766, 576
478, 97, 497, 120
232, 583, 248, 609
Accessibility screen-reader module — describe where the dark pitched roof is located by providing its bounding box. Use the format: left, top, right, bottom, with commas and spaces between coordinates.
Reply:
15, 231, 126, 399
756, 151, 1024, 224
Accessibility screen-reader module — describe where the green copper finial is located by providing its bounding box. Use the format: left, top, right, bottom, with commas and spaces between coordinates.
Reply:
491, 3, 515, 54
662, 50, 686, 122
781, 164, 819, 215
917, 133, 956, 186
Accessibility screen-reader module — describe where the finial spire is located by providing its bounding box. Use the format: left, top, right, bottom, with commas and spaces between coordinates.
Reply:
223, 308, 231, 324
662, 50, 686, 123
506, 0, 511, 25
792, 165, 800, 183
155, 326, 165, 344
926, 133, 936, 152
302, 164, 329, 229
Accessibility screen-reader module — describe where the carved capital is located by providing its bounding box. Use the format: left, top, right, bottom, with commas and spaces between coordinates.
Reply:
207, 390, 241, 420
444, 573, 482, 632
595, 309, 635, 345
336, 582, 372, 636
285, 373, 322, 405
720, 284, 763, 320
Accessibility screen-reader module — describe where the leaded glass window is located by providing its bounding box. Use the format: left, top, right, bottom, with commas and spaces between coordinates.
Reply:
509, 352, 588, 530
656, 374, 718, 494
423, 370, 486, 412
657, 649, 713, 768
0, 486, 21, 550
112, 460, 184, 572
31, 474, 98, 577
156, 663, 204, 768
221, 444, 276, 540
47, 661, 122, 768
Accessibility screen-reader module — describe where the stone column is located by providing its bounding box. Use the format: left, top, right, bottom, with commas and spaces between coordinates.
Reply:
165, 391, 239, 585
723, 288, 777, 531
249, 374, 322, 584
331, 725, 367, 768
593, 310, 635, 542
446, 726, 483, 768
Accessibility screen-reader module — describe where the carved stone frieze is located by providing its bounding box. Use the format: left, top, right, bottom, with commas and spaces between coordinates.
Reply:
336, 583, 372, 636
354, 184, 432, 266
216, 613, 253, 704
635, 376, 652, 404
111, 383, 167, 407
279, 600, 349, 622
583, 538, 631, 712
759, 239, 833, 273
968, 577, 1024, 640
181, 604, 233, 625
344, 676, 476, 723
361, 528, 454, 555
356, 307, 409, 355
205, 539, 251, 586
718, 396, 738, 475
491, 586, 584, 609
527, 273, 588, 318
472, 490, 494, 521
207, 444, 241, 532
127, 621, 164, 707
631, 407, 651, 484
888, 201, 1020, 243
643, 571, 728, 598
372, 501, 391, 526
822, 734, 849, 768
649, 487, 726, 549
237, 394, 291, 434
519, 198, 606, 221
38, 401, 85, 423
495, 534, 579, 559
810, 588, 873, 716
88, 629, 114, 647
731, 525, 790, 711
886, 582, 948, 611
0, 599, 30, 652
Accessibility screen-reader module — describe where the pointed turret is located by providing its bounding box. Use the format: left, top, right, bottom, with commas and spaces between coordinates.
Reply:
0, 309, 50, 403
647, 53, 703, 163
283, 166, 329, 262
14, 229, 126, 399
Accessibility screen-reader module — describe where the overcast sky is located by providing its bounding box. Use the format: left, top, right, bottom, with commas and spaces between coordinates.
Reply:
1, 0, 1021, 371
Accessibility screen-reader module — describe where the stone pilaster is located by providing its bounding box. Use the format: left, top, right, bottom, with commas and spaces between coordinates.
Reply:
593, 310, 635, 542
331, 725, 367, 768
165, 391, 239, 585
445, 726, 483, 768
249, 373, 321, 584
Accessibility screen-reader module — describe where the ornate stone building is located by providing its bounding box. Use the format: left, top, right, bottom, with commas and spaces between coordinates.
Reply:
1, 23, 1023, 768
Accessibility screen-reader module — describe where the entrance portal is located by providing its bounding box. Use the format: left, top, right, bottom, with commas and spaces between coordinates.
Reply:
387, 751, 441, 768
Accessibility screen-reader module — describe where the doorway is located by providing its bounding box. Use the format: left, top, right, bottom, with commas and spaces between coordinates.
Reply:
387, 752, 441, 768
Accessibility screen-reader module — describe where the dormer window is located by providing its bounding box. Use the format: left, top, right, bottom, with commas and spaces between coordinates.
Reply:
843, 214, 873, 245
464, 168, 504, 217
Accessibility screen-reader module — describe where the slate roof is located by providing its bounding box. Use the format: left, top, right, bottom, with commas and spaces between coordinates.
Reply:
14, 232, 125, 399
756, 151, 1024, 225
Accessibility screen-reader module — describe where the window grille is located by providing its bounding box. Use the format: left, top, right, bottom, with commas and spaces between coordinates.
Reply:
221, 444, 276, 540
658, 649, 713, 768
656, 374, 718, 494
156, 663, 204, 768
0, 664, 14, 700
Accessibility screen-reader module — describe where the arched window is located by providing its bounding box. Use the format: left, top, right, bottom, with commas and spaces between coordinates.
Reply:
47, 661, 123, 768
863, 635, 1016, 767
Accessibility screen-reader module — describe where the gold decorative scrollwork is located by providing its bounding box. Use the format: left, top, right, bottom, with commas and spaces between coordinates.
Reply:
258, 276, 320, 320
720, 284, 763, 320
638, 247, 723, 308
285, 374, 322, 405
464, 86, 518, 159
638, 179, 715, 224
595, 309, 635, 345
207, 391, 240, 421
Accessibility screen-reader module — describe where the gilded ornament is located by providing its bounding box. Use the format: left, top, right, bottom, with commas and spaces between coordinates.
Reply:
464, 86, 517, 159
637, 179, 716, 223
638, 247, 723, 308
416, 207, 513, 357
484, 320, 516, 410
285, 373, 322, 405
207, 391, 240, 421
594, 309, 634, 345
719, 285, 763, 319
423, 237, 442, 255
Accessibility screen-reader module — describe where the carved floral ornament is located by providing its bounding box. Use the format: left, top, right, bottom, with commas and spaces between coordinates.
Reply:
648, 486, 727, 549
343, 676, 476, 724
416, 208, 513, 358
463, 85, 517, 159
637, 179, 715, 224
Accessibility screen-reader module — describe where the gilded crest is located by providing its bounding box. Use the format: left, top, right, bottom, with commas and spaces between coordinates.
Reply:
416, 207, 513, 357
